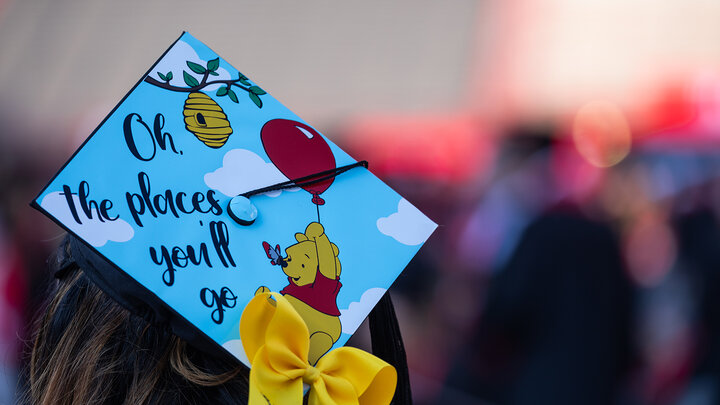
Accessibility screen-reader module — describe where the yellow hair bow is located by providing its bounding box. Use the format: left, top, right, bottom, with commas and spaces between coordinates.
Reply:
240, 292, 397, 405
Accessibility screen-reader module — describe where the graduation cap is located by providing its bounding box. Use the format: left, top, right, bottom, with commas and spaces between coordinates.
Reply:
33, 32, 437, 372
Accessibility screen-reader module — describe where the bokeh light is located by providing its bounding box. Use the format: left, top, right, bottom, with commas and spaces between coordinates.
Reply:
572, 100, 632, 168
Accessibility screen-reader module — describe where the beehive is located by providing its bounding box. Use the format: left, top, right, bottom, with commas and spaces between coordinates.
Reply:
183, 92, 233, 148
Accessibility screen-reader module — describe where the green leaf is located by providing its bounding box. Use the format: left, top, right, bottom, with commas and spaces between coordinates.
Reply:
208, 71, 219, 76
227, 89, 238, 103
216, 86, 228, 97
236, 73, 251, 86
249, 86, 266, 95
158, 72, 167, 81
187, 61, 206, 74
183, 71, 200, 87
249, 92, 263, 108
207, 58, 220, 72
166, 72, 173, 81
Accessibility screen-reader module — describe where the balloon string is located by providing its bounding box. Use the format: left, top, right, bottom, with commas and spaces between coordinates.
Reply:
240, 161, 369, 199
316, 203, 321, 223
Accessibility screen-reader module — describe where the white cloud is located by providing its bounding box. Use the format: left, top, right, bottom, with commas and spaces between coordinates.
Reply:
222, 339, 250, 367
204, 149, 298, 197
40, 191, 134, 247
339, 287, 386, 334
377, 198, 437, 246
150, 40, 232, 92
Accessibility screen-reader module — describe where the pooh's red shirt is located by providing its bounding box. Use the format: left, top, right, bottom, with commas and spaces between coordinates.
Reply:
280, 269, 342, 316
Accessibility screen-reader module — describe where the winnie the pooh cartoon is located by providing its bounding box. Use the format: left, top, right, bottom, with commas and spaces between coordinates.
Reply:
257, 222, 342, 364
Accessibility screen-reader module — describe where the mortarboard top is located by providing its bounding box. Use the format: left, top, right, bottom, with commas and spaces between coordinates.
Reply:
32, 32, 437, 366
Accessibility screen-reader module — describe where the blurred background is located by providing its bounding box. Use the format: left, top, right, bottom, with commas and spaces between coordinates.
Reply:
3, 0, 720, 404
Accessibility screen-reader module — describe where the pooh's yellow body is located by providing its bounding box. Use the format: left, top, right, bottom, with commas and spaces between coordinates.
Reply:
257, 222, 342, 365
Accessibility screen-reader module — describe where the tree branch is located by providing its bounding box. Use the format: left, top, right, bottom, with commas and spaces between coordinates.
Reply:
144, 75, 252, 93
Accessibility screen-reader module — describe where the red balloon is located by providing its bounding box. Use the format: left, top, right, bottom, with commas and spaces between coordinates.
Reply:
261, 119, 336, 205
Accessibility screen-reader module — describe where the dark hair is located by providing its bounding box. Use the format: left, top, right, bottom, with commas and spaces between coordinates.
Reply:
21, 237, 412, 404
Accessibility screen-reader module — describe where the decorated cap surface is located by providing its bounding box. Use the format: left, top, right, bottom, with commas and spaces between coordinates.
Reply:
33, 32, 437, 366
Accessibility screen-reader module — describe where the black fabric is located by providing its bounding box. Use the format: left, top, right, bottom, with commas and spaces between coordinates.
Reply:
369, 293, 413, 405
54, 235, 227, 359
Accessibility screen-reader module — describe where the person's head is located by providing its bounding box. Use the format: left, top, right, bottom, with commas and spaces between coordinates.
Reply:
24, 237, 249, 405
22, 236, 411, 404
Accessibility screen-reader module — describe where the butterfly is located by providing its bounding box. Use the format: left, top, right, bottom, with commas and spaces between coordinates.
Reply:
262, 241, 287, 267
